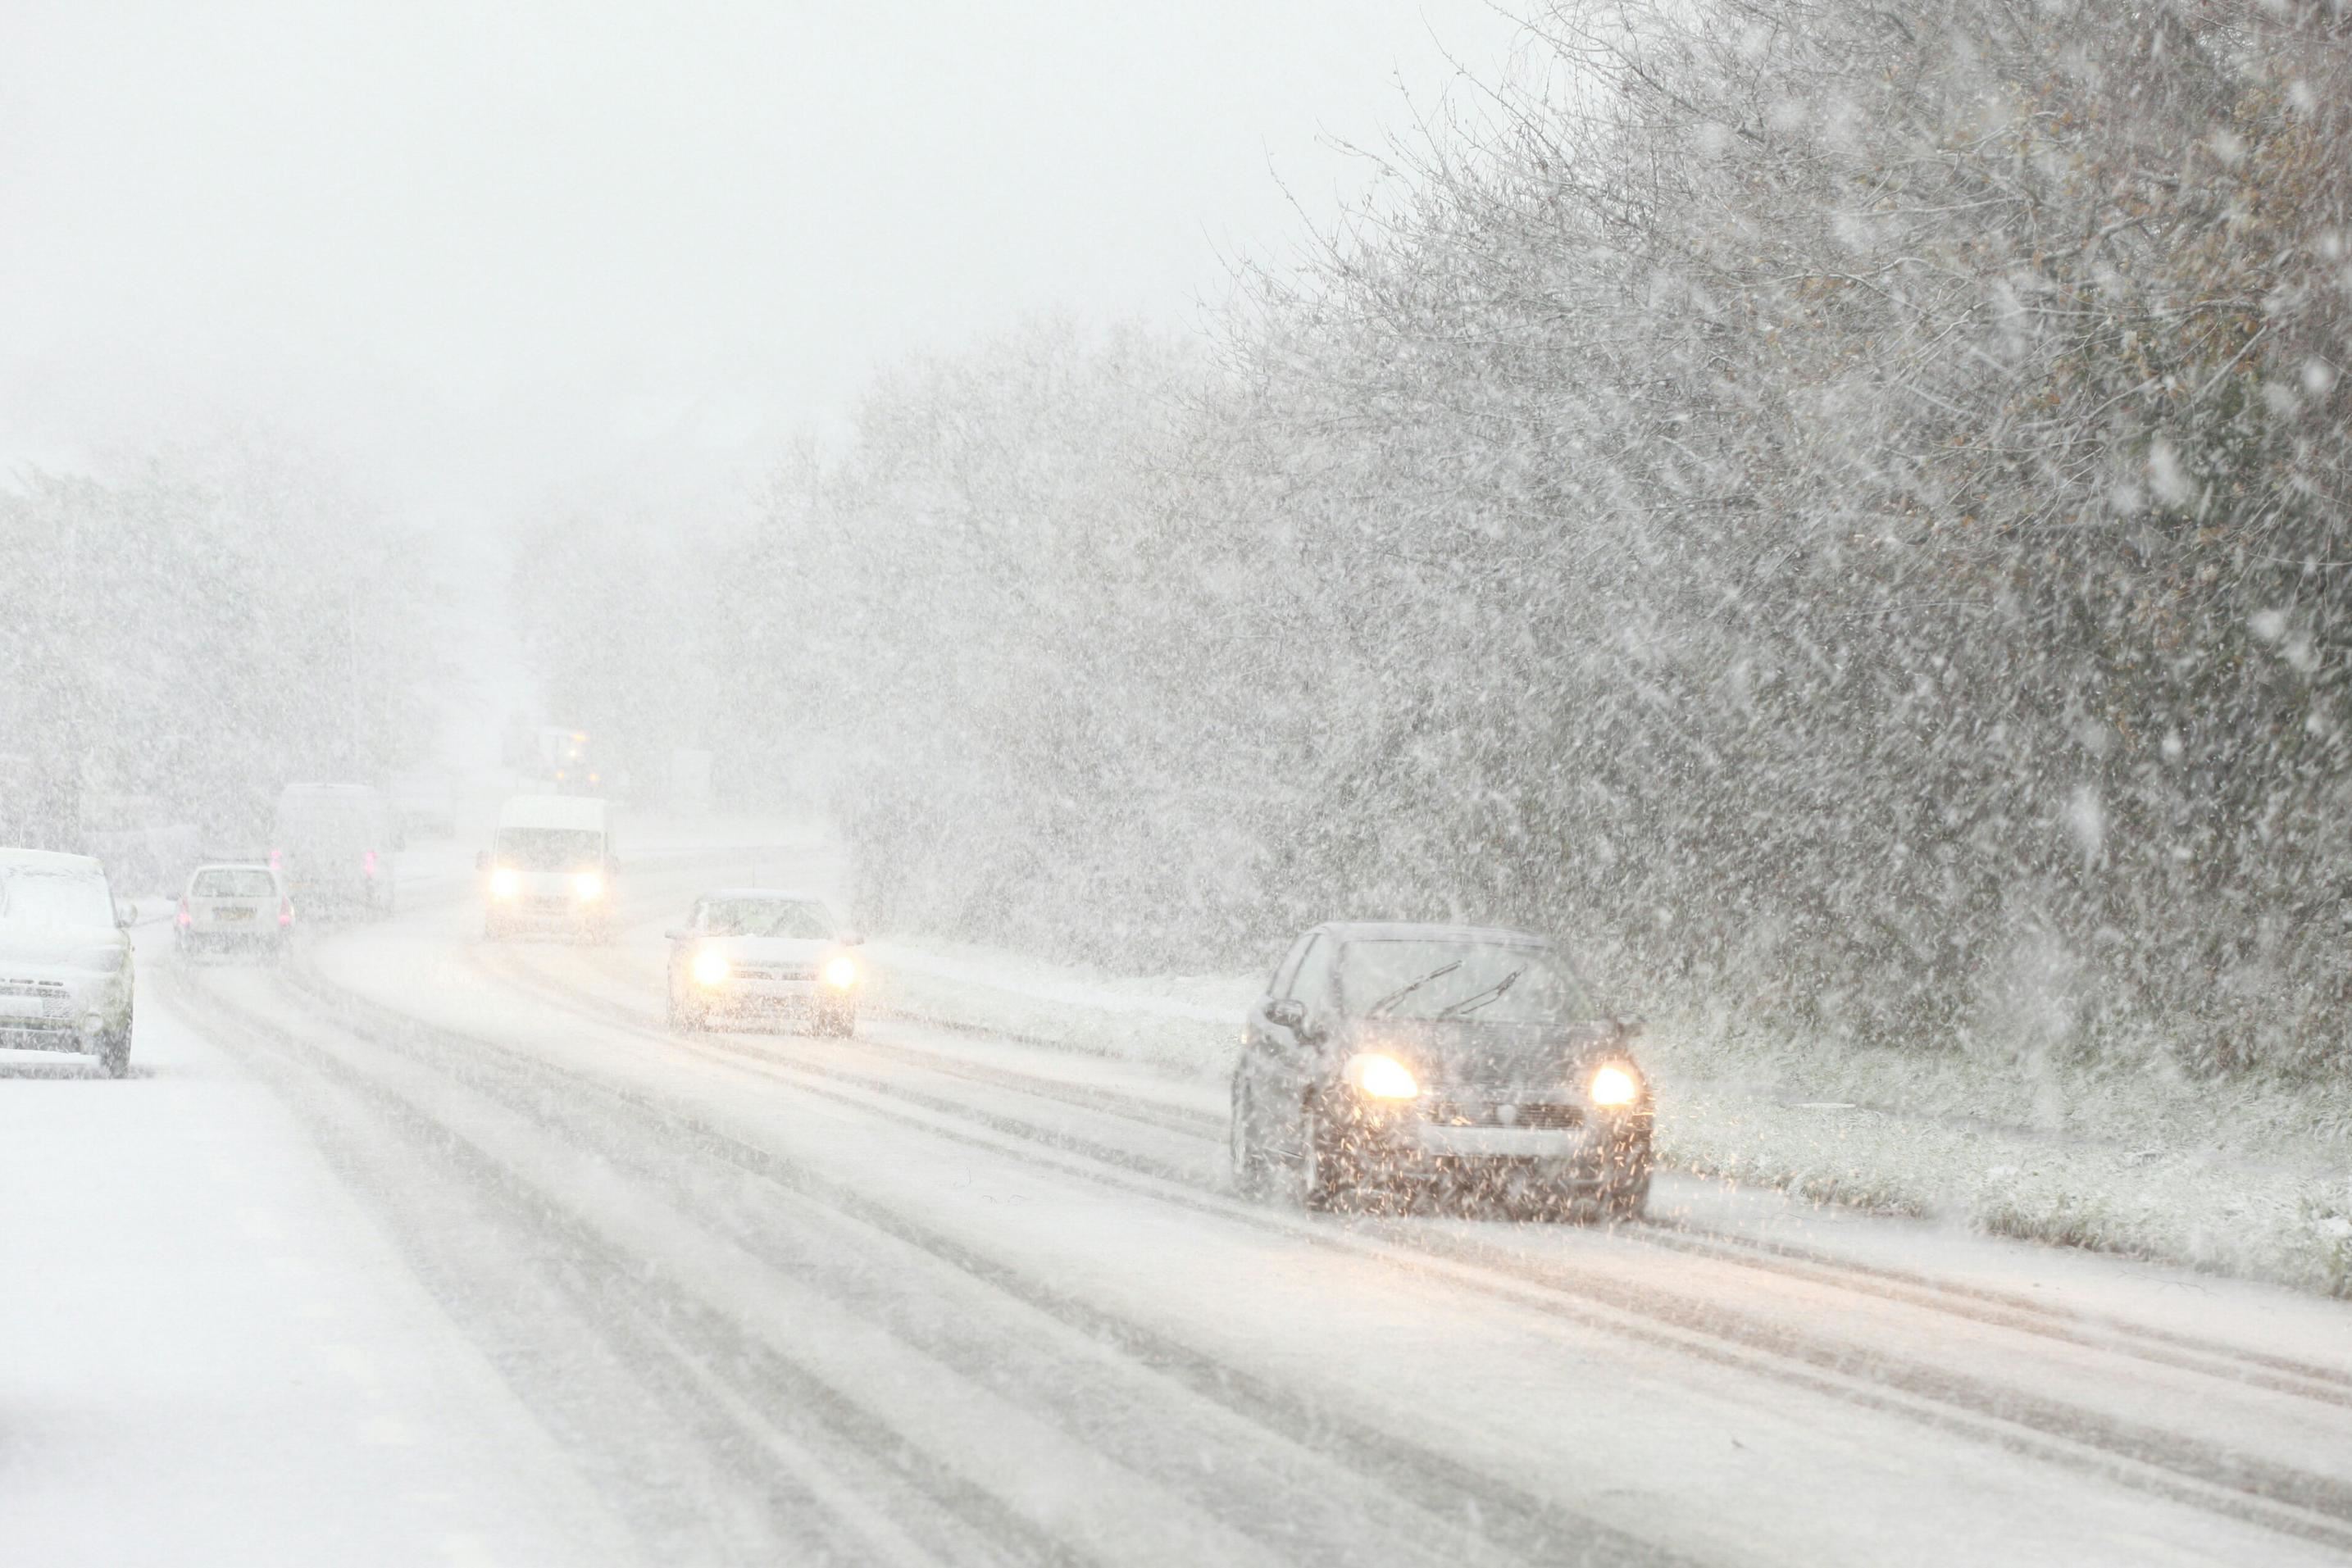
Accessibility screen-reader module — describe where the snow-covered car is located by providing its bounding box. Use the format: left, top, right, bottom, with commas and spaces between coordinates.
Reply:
0, 848, 135, 1077
666, 889, 862, 1035
1229, 921, 1651, 1217
480, 793, 617, 941
175, 861, 292, 958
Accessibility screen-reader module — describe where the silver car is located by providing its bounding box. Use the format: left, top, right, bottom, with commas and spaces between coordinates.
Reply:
666, 889, 864, 1036
175, 861, 292, 958
0, 848, 135, 1076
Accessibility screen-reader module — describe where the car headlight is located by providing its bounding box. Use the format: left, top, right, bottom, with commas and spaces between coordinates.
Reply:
572, 870, 604, 900
822, 955, 859, 990
691, 949, 730, 986
1344, 1052, 1420, 1100
489, 866, 520, 899
1590, 1064, 1640, 1107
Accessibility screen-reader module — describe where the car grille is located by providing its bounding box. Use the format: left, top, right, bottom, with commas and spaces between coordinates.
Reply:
730, 965, 814, 983
0, 978, 70, 1001
1422, 1098, 1583, 1130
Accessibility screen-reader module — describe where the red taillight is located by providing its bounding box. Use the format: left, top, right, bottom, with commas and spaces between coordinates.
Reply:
268, 848, 281, 870
363, 848, 378, 878
175, 897, 191, 929
278, 898, 293, 928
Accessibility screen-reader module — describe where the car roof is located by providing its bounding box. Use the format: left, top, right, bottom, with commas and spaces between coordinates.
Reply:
191, 861, 275, 875
1308, 920, 1555, 947
0, 848, 106, 876
696, 888, 832, 905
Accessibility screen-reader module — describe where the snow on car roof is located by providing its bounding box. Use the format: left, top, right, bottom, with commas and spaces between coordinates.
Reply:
1312, 920, 1554, 946
0, 848, 107, 875
698, 888, 831, 905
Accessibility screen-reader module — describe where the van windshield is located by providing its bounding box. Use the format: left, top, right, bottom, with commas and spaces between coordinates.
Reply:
498, 827, 604, 870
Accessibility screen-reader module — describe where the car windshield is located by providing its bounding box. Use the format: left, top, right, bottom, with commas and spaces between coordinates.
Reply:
194, 868, 276, 898
1337, 939, 1595, 1024
497, 827, 604, 870
700, 898, 833, 939
0, 870, 116, 934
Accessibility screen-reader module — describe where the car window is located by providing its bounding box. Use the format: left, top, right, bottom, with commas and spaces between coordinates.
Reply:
496, 828, 604, 870
1268, 933, 1314, 995
1289, 934, 1335, 1007
194, 868, 276, 898
1335, 939, 1595, 1023
0, 870, 115, 933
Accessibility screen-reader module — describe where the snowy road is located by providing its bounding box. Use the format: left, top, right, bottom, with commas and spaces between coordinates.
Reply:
11, 848, 2352, 1566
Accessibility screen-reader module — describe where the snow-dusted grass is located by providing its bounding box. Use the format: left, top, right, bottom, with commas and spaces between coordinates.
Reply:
1647, 1017, 2352, 1300
862, 937, 2352, 1298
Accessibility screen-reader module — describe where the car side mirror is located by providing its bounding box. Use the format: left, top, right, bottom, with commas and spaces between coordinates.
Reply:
115, 902, 135, 929
474, 850, 489, 870
1615, 1016, 1647, 1040
1265, 997, 1307, 1032
664, 927, 690, 941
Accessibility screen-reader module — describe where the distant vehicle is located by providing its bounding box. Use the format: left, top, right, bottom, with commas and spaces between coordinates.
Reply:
665, 889, 862, 1036
271, 783, 399, 918
533, 727, 609, 794
481, 794, 617, 941
175, 861, 292, 959
387, 767, 459, 838
0, 848, 135, 1076
1229, 922, 1652, 1219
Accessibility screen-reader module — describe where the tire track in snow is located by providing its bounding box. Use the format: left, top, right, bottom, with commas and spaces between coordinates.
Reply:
456, 938, 2352, 1555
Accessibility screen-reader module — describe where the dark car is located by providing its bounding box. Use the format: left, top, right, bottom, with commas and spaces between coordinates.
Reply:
1229, 921, 1652, 1218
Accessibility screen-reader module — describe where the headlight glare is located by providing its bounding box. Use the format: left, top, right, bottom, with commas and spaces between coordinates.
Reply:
691, 949, 730, 987
1345, 1052, 1420, 1100
1590, 1064, 1640, 1107
572, 870, 604, 900
489, 866, 520, 899
822, 955, 859, 990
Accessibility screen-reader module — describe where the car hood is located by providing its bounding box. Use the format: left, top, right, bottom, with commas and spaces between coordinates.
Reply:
692, 935, 837, 964
1338, 1016, 1629, 1096
0, 926, 126, 976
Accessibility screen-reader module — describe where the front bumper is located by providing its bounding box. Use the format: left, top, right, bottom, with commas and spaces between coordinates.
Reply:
0, 980, 128, 1053
490, 894, 609, 929
1335, 1102, 1650, 1188
693, 979, 853, 1016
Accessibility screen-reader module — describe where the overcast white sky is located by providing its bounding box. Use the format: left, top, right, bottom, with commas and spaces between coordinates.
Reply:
1, 0, 1531, 522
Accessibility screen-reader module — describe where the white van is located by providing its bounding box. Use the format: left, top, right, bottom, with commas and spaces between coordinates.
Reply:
480, 794, 616, 940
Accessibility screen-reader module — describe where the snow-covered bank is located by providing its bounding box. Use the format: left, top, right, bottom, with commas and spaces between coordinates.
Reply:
858, 931, 2352, 1300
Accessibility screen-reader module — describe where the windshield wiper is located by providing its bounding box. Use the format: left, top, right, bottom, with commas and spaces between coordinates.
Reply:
1439, 969, 1522, 1018
1367, 960, 1463, 1017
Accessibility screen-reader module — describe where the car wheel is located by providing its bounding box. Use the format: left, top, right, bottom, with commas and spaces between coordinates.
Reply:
98, 1025, 131, 1079
828, 1008, 857, 1039
1298, 1099, 1355, 1213
1230, 1077, 1273, 1199
1604, 1168, 1650, 1224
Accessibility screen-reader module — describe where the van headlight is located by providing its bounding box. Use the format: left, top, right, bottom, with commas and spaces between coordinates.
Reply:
1344, 1052, 1420, 1100
489, 866, 520, 899
1590, 1064, 1640, 1107
572, 870, 604, 901
822, 955, 859, 990
691, 949, 730, 987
